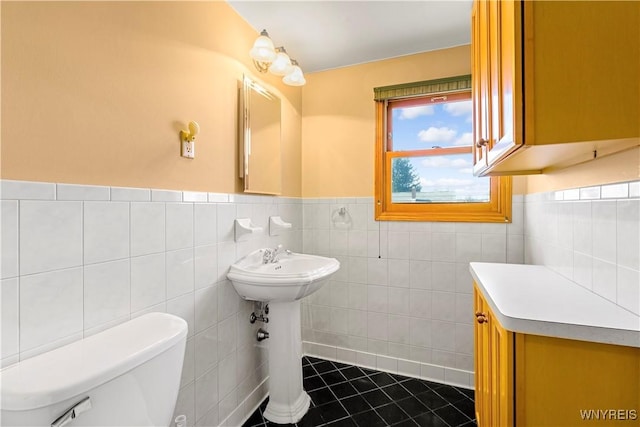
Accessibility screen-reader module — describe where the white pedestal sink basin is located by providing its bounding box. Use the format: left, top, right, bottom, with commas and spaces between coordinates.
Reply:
227, 248, 339, 424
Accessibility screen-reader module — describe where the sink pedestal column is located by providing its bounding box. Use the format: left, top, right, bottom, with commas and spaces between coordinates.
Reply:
262, 300, 310, 424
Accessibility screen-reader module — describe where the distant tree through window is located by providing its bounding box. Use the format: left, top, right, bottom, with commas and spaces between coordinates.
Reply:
374, 75, 511, 222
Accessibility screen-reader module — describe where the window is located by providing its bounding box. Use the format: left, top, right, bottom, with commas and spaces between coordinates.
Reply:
374, 75, 511, 222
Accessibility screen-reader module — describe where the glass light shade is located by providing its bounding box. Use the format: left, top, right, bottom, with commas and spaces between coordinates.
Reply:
268, 50, 293, 76
249, 34, 277, 62
283, 64, 306, 86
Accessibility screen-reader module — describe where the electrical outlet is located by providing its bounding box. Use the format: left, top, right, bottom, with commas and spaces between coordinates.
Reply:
181, 140, 195, 159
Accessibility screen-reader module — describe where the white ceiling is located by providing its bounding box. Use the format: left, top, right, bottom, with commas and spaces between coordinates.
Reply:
228, 0, 473, 74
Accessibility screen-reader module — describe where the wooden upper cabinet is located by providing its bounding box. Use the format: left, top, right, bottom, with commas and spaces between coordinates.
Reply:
472, 0, 640, 176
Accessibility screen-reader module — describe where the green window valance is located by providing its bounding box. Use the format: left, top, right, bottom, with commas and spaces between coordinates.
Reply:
373, 74, 471, 101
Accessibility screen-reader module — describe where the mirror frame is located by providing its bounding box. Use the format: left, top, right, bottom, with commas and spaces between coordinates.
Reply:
238, 75, 282, 195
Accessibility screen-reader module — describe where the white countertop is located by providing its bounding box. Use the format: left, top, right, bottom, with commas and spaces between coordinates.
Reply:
469, 262, 640, 348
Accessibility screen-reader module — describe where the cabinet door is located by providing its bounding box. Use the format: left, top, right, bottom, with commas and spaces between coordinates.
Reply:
474, 286, 514, 427
488, 307, 513, 426
486, 0, 522, 166
474, 287, 491, 426
471, 0, 491, 175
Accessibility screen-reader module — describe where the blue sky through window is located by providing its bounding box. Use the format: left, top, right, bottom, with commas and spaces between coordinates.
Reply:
391, 99, 490, 202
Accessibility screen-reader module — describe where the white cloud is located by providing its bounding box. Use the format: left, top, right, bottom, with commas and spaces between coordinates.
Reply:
443, 100, 473, 117
458, 168, 473, 174
420, 156, 452, 168
420, 156, 472, 168
398, 105, 435, 120
417, 126, 456, 143
451, 158, 472, 168
453, 132, 473, 146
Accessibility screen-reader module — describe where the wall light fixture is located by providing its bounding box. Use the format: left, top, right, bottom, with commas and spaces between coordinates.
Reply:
249, 29, 306, 86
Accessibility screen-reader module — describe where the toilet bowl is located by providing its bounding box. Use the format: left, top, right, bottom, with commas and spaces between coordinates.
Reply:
0, 313, 188, 427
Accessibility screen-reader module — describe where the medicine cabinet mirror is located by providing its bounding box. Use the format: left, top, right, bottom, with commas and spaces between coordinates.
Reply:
238, 75, 282, 195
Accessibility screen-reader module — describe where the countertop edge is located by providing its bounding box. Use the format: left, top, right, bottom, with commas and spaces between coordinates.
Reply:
470, 263, 640, 348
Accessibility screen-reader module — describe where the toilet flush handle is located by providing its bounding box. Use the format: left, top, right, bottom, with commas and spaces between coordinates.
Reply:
51, 396, 92, 427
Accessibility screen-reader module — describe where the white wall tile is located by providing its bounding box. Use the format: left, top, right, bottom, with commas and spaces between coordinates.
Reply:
1, 201, 19, 279
184, 192, 208, 203
431, 291, 456, 322
591, 201, 616, 263
111, 187, 150, 201
410, 289, 431, 319
617, 200, 640, 270
431, 262, 455, 291
20, 201, 82, 275
181, 338, 195, 388
348, 230, 368, 257
617, 266, 640, 315
195, 326, 218, 379
216, 242, 236, 283
217, 315, 237, 360
572, 252, 593, 290
409, 260, 432, 289
367, 312, 388, 341
367, 286, 388, 313
167, 203, 194, 250
455, 233, 482, 262
367, 258, 388, 285
572, 201, 592, 255
167, 293, 195, 338
348, 257, 367, 284
83, 259, 130, 329
348, 284, 368, 311
388, 259, 410, 288
217, 280, 240, 321
430, 233, 455, 261
195, 367, 219, 421
388, 231, 410, 259
387, 315, 410, 344
409, 232, 431, 261
130, 253, 166, 312
131, 202, 165, 257
84, 202, 129, 265
1, 180, 55, 200
592, 259, 617, 302
195, 204, 217, 246
152, 189, 182, 202
56, 184, 109, 201
218, 353, 238, 401
629, 181, 640, 198
387, 287, 410, 315
431, 320, 456, 352
166, 248, 195, 299
506, 234, 524, 264
195, 244, 217, 290
481, 233, 506, 262
1, 278, 19, 359
409, 318, 431, 348
20, 268, 83, 351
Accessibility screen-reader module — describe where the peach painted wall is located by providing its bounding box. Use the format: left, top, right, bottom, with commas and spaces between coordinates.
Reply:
300, 45, 527, 197
1, 1, 302, 197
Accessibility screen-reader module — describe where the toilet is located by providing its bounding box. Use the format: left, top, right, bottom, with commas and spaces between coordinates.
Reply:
1, 312, 188, 427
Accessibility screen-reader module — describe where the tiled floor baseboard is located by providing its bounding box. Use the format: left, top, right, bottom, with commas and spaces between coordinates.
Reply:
302, 342, 474, 390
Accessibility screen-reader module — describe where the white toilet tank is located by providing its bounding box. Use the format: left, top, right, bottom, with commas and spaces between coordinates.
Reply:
1, 313, 188, 427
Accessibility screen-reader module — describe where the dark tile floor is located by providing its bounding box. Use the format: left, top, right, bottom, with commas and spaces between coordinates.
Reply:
243, 356, 477, 427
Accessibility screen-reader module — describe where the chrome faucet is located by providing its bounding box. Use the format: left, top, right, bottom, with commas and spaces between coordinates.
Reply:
262, 245, 290, 264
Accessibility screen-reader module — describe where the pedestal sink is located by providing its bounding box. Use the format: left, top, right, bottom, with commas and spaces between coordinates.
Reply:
227, 248, 340, 424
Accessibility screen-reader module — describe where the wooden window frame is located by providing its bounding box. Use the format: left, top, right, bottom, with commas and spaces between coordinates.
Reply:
374, 78, 511, 223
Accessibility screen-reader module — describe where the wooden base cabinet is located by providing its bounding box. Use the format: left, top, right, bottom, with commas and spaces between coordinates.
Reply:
474, 285, 640, 426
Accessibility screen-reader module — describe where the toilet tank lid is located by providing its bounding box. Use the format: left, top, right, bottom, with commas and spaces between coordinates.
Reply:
1, 313, 188, 411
